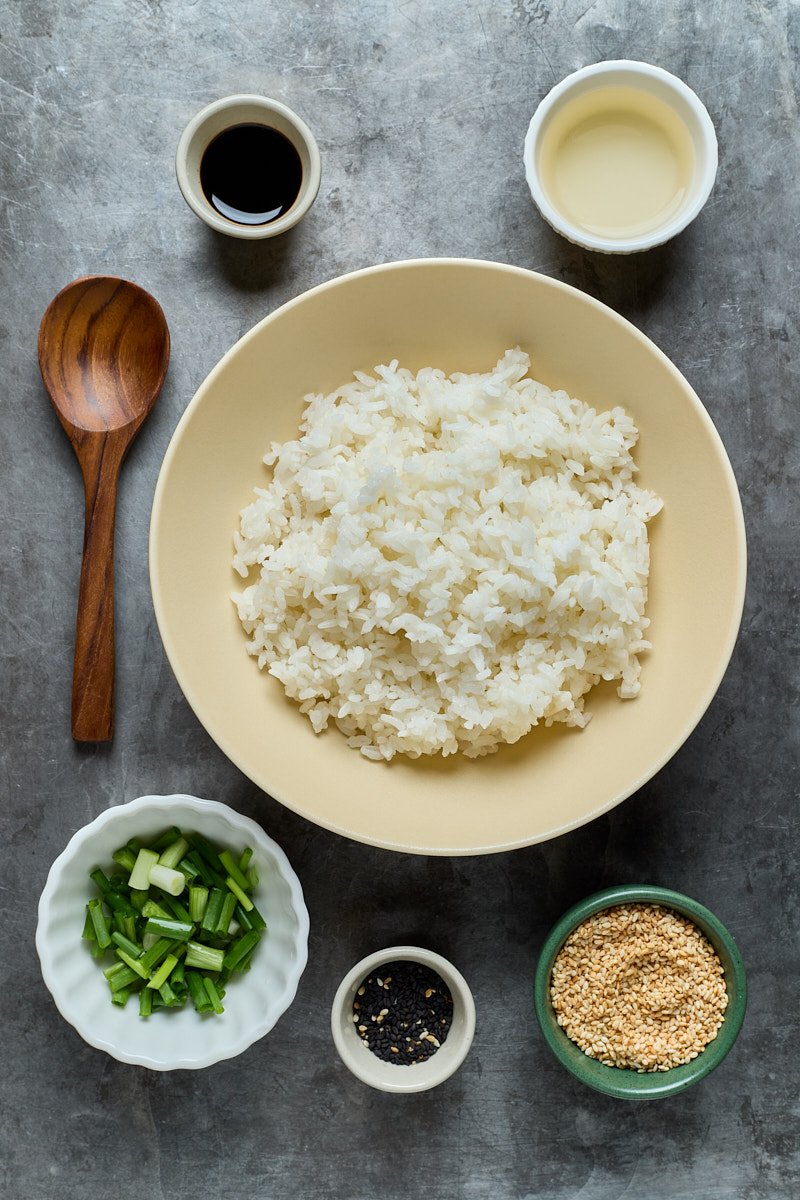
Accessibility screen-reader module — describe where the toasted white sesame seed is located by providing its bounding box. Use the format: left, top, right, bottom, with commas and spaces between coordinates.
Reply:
550, 903, 728, 1072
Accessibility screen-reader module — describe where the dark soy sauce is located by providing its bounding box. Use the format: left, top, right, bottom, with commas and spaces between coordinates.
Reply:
200, 124, 303, 226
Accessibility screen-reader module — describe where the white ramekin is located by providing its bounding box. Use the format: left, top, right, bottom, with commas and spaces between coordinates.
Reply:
523, 60, 718, 254
176, 94, 321, 240
331, 945, 476, 1093
36, 794, 309, 1070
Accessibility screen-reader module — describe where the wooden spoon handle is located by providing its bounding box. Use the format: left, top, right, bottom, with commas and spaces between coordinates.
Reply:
72, 434, 125, 742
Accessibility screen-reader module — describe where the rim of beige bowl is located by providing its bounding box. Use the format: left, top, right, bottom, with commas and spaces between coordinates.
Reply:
523, 60, 718, 254
176, 94, 321, 240
148, 258, 747, 855
331, 946, 476, 1092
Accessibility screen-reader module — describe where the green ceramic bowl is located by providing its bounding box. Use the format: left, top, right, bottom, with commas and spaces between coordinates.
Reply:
534, 885, 747, 1100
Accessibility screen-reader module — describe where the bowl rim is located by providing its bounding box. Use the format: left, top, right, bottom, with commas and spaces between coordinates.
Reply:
175, 93, 322, 240
149, 257, 747, 855
330, 944, 476, 1092
533, 884, 747, 1099
35, 793, 310, 1070
523, 60, 719, 254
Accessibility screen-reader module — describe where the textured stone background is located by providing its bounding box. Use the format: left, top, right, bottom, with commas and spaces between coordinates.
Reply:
1, 1, 798, 1197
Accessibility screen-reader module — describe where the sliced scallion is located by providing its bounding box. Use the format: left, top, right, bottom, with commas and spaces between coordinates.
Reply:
144, 917, 193, 943
158, 836, 189, 870
110, 931, 142, 959
216, 892, 237, 937
147, 954, 179, 990
203, 976, 225, 1015
86, 828, 264, 1018
88, 898, 111, 950
189, 885, 209, 923
218, 851, 251, 895
222, 930, 261, 973
128, 848, 159, 891
184, 941, 225, 973
112, 847, 137, 874
224, 875, 253, 912
115, 948, 150, 980
147, 864, 185, 896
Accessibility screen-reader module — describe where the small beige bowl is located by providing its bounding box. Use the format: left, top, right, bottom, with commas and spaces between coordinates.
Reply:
331, 946, 476, 1092
176, 94, 321, 239
524, 60, 718, 253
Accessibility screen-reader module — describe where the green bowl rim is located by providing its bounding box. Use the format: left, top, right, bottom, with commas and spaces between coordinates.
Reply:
533, 884, 747, 1100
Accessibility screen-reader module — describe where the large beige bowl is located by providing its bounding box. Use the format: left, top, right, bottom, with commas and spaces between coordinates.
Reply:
150, 259, 745, 855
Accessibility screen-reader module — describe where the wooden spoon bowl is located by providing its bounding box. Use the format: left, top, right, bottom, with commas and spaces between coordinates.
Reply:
39, 276, 170, 741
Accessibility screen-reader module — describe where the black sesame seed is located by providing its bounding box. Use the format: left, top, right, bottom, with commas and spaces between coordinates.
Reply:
352, 959, 454, 1067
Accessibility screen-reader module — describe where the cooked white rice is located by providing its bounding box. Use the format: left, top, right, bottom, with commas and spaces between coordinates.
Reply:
232, 349, 662, 761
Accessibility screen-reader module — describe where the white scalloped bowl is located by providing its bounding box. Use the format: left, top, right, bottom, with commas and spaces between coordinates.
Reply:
36, 794, 309, 1070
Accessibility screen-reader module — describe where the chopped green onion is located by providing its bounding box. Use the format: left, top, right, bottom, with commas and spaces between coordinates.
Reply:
149, 826, 182, 853
147, 954, 179, 990
201, 888, 225, 933
86, 829, 263, 1018
158, 892, 193, 923
189, 886, 209, 923
223, 930, 261, 973
147, 864, 185, 895
186, 970, 212, 1013
140, 937, 176, 973
104, 961, 129, 981
109, 966, 140, 992
237, 901, 266, 931
110, 931, 142, 959
203, 977, 225, 1015
219, 851, 251, 894
115, 948, 150, 980
82, 906, 96, 942
216, 892, 238, 936
158, 836, 189, 870
88, 898, 111, 950
184, 850, 220, 887
187, 832, 225, 874
89, 868, 112, 894
103, 890, 138, 917
128, 848, 159, 891
234, 905, 254, 932
224, 875, 253, 911
158, 980, 178, 1006
236, 947, 257, 973
185, 941, 225, 972
112, 847, 137, 873
144, 917, 194, 943
178, 857, 201, 881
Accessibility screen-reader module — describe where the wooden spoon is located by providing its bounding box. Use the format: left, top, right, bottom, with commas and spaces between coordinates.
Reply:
38, 276, 170, 742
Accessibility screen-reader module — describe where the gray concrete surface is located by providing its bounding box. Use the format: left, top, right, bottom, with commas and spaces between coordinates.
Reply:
1, 1, 798, 1197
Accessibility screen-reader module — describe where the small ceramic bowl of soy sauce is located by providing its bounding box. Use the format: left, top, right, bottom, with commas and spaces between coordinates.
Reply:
176, 94, 321, 240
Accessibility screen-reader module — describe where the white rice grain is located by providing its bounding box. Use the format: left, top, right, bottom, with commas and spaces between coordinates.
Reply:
232, 349, 662, 760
